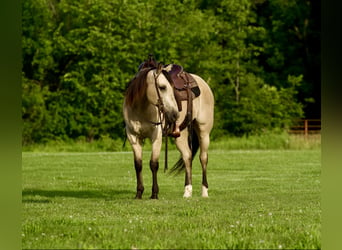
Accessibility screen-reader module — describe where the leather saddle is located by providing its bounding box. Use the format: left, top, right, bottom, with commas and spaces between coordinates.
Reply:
162, 64, 201, 112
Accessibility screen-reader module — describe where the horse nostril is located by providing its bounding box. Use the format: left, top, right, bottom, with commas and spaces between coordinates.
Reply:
173, 110, 179, 121
166, 110, 178, 123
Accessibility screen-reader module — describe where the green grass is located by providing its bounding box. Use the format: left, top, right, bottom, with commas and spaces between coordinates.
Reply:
22, 149, 321, 249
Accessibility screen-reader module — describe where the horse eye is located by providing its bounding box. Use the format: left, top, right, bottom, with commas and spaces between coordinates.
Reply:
159, 85, 167, 91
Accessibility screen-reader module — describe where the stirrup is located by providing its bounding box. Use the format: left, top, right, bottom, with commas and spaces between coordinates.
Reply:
170, 123, 180, 138
170, 131, 181, 138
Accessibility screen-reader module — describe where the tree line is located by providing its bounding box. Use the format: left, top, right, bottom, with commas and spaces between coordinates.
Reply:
22, 0, 320, 144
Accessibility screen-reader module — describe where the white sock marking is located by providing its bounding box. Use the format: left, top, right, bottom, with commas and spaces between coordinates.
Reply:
202, 185, 209, 197
183, 184, 192, 198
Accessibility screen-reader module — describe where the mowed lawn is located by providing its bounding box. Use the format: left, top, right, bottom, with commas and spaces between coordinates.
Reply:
22, 149, 321, 249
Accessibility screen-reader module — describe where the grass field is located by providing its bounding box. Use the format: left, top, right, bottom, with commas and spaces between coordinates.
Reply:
22, 148, 321, 249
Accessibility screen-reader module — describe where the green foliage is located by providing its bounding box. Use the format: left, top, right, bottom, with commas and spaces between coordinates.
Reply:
22, 0, 319, 144
214, 74, 303, 137
254, 0, 320, 118
22, 76, 49, 144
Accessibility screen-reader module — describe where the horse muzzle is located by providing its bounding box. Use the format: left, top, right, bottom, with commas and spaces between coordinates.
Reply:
165, 110, 179, 124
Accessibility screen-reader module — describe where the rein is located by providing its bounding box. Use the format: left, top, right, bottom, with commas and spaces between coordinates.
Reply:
152, 67, 170, 173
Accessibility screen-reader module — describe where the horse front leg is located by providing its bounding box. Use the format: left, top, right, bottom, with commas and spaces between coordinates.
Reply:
150, 160, 159, 199
129, 136, 144, 199
134, 158, 144, 199
150, 130, 162, 199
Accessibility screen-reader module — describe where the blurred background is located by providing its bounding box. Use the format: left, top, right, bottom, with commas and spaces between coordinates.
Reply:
22, 0, 320, 148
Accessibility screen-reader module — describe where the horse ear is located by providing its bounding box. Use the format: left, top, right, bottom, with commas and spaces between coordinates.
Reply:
156, 62, 163, 74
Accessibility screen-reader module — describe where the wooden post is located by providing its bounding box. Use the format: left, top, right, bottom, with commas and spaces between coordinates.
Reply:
304, 119, 308, 137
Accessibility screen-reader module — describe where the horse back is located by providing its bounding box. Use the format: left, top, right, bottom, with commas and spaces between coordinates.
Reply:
177, 73, 214, 129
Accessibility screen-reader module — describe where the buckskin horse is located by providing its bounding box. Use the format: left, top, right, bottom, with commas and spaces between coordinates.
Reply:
123, 55, 214, 199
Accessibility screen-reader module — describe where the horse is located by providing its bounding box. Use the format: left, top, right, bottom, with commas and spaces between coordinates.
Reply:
123, 59, 214, 199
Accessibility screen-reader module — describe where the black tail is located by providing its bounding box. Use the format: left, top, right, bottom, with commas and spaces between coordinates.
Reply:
169, 125, 199, 175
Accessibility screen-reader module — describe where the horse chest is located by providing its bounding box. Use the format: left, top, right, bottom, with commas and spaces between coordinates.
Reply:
128, 120, 157, 138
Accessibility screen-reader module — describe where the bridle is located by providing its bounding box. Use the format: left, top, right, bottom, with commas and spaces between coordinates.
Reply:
151, 64, 174, 136
151, 68, 166, 132
151, 65, 172, 172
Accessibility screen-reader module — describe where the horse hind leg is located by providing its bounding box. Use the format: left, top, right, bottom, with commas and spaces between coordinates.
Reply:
175, 129, 193, 198
198, 131, 210, 198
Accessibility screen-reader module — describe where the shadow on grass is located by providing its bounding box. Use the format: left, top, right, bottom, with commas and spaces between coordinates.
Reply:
22, 188, 135, 202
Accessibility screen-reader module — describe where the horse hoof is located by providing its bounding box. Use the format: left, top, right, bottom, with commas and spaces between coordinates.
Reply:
150, 194, 158, 199
183, 185, 192, 198
202, 185, 209, 198
135, 191, 143, 199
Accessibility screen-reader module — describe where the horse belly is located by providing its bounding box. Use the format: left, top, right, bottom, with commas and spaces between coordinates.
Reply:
193, 79, 214, 127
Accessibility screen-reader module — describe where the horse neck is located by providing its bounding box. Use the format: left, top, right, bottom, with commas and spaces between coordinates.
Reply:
132, 97, 159, 123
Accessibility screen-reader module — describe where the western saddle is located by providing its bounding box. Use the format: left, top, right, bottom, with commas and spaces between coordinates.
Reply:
138, 55, 201, 137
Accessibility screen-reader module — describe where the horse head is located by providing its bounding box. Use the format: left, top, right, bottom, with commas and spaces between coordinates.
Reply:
125, 63, 179, 126
145, 63, 179, 126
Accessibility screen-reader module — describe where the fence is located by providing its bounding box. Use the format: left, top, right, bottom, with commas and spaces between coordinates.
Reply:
289, 119, 321, 136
